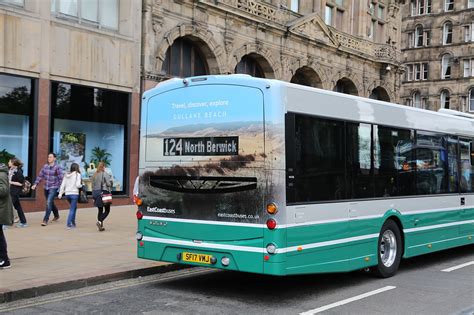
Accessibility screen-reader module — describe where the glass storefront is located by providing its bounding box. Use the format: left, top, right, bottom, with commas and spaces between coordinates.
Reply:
51, 82, 129, 194
0, 73, 34, 180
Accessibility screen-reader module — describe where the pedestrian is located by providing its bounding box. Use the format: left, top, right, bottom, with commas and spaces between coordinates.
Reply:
0, 163, 14, 269
8, 158, 28, 228
31, 153, 64, 226
92, 161, 112, 232
58, 163, 82, 229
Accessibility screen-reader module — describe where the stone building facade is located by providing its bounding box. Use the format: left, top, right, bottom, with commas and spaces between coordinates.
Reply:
142, 0, 403, 103
0, 0, 141, 211
401, 0, 474, 112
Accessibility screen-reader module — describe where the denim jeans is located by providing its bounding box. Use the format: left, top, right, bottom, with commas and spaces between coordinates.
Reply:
66, 195, 79, 227
43, 188, 59, 222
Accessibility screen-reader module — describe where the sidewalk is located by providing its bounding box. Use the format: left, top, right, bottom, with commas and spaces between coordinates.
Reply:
0, 205, 175, 303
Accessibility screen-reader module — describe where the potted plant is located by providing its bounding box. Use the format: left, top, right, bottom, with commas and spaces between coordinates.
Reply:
90, 146, 112, 168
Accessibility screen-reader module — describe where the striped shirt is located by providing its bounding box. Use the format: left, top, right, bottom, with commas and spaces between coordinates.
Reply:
33, 163, 64, 190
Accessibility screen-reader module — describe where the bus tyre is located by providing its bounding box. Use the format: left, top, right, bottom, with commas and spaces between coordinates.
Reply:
373, 220, 402, 278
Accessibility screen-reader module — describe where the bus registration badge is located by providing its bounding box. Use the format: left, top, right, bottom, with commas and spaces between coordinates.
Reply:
182, 252, 212, 264
163, 137, 238, 156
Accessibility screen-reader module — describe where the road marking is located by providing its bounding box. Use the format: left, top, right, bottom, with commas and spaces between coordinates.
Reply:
0, 268, 217, 313
441, 261, 474, 273
300, 286, 397, 315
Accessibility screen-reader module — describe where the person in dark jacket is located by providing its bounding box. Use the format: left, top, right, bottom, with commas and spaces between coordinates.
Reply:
8, 158, 27, 227
0, 163, 14, 269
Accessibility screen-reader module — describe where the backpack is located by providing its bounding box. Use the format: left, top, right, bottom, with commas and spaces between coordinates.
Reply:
21, 179, 31, 196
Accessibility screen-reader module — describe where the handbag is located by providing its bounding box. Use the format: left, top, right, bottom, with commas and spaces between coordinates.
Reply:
101, 173, 112, 204
76, 174, 88, 204
78, 185, 88, 204
101, 192, 113, 204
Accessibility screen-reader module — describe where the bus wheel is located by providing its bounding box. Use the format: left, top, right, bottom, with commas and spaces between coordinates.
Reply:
373, 220, 402, 278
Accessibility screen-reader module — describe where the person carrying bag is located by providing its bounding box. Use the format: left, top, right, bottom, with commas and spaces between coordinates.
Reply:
91, 162, 113, 232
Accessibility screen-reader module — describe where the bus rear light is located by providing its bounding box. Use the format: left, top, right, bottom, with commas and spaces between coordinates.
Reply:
139, 241, 144, 247
264, 255, 270, 261
136, 211, 144, 220
136, 231, 143, 240
266, 203, 278, 214
133, 194, 143, 206
266, 219, 277, 230
266, 243, 277, 254
221, 257, 230, 266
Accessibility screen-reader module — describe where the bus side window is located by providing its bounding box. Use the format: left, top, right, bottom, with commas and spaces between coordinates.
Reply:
460, 138, 473, 193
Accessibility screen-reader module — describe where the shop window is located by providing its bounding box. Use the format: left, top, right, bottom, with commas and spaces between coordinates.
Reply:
235, 55, 265, 78
51, 0, 119, 30
50, 82, 128, 194
0, 74, 34, 181
162, 38, 208, 78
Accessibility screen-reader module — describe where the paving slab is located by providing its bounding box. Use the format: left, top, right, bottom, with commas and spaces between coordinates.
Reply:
0, 204, 175, 303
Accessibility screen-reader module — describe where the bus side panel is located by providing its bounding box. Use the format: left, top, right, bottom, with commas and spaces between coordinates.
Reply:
403, 207, 474, 257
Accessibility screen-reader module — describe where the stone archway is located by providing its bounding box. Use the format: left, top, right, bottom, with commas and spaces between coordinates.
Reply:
290, 66, 323, 88
234, 53, 275, 79
233, 44, 278, 79
155, 24, 225, 76
369, 86, 390, 102
333, 77, 359, 96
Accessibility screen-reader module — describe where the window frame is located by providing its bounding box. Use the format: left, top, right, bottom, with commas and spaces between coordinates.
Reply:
50, 0, 119, 31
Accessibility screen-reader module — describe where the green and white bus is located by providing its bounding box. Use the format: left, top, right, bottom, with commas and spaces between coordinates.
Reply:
135, 74, 474, 277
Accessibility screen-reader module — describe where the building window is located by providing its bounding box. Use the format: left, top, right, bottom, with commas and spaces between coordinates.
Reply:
441, 90, 450, 109
465, 23, 474, 42
50, 82, 128, 194
445, 0, 454, 11
290, 0, 298, 12
51, 0, 119, 30
162, 38, 208, 78
325, 5, 333, 26
0, 73, 34, 182
443, 22, 453, 45
415, 25, 423, 47
235, 55, 265, 78
469, 0, 474, 8
441, 54, 452, 79
411, 0, 432, 15
368, 1, 385, 41
470, 89, 474, 112
406, 63, 429, 81
464, 59, 474, 77
412, 91, 422, 108
0, 0, 23, 6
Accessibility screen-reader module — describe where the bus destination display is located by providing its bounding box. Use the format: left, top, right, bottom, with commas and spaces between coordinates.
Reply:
163, 136, 239, 156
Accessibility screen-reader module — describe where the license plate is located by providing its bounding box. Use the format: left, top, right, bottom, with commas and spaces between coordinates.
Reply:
182, 252, 212, 264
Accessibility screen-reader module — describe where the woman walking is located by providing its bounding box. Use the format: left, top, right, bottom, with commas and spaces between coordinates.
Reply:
8, 158, 27, 228
92, 162, 112, 231
58, 163, 82, 229
0, 162, 13, 269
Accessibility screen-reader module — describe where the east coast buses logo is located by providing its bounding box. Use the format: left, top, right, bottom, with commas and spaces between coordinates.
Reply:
147, 206, 176, 214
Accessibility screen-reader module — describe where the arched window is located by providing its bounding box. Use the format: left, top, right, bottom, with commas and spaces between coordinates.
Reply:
162, 38, 208, 78
443, 22, 453, 45
440, 90, 450, 109
235, 55, 265, 78
415, 25, 424, 47
469, 88, 474, 112
441, 54, 452, 79
412, 91, 422, 108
